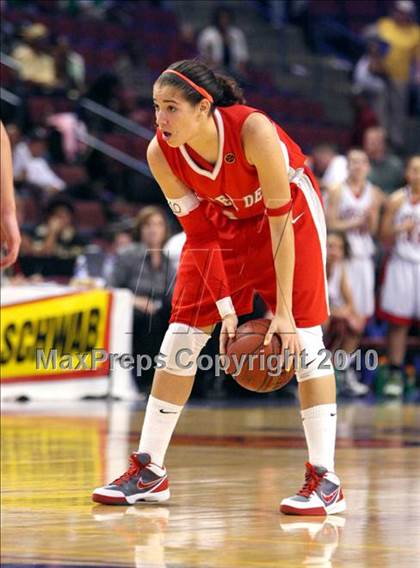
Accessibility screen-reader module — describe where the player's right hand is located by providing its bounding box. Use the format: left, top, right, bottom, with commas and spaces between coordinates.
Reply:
219, 313, 238, 356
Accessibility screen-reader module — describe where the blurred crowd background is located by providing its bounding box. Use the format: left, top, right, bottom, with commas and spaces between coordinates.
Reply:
1, 0, 419, 399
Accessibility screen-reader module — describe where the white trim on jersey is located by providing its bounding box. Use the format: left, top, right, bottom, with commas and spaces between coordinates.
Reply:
180, 108, 225, 181
277, 137, 290, 174
293, 168, 330, 314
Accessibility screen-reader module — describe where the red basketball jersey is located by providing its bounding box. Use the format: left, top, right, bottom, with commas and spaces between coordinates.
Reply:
156, 104, 308, 220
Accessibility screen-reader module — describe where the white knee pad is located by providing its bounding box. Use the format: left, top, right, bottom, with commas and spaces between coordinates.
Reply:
158, 323, 211, 376
295, 325, 334, 382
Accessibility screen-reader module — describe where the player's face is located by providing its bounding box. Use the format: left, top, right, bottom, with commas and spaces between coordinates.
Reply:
327, 234, 344, 262
153, 84, 203, 147
347, 151, 370, 179
406, 157, 420, 190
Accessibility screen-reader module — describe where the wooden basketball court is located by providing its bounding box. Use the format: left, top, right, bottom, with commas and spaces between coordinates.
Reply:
1, 400, 419, 567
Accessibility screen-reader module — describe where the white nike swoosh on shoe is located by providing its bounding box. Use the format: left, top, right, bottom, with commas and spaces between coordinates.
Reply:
292, 213, 304, 224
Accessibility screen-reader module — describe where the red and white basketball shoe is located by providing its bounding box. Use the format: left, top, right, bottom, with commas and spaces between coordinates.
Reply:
280, 462, 346, 515
92, 453, 170, 505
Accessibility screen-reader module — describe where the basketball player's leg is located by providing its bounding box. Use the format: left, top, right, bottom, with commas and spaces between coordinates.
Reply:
388, 323, 410, 366
92, 321, 215, 505
380, 257, 417, 396
150, 322, 216, 405
280, 327, 345, 516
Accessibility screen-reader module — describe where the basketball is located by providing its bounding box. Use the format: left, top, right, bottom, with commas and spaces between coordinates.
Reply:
225, 318, 295, 392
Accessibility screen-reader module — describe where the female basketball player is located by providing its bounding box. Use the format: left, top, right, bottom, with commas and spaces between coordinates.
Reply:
326, 148, 382, 395
93, 60, 346, 516
379, 155, 420, 397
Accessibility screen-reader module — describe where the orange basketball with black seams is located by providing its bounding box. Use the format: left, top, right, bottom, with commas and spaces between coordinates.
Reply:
225, 318, 295, 393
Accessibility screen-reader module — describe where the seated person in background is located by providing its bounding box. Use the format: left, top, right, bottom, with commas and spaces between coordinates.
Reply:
31, 197, 86, 258
53, 36, 86, 94
378, 154, 420, 398
197, 6, 249, 76
11, 23, 58, 89
353, 34, 389, 132
325, 231, 367, 396
109, 206, 175, 391
13, 128, 66, 197
363, 126, 405, 194
73, 227, 133, 287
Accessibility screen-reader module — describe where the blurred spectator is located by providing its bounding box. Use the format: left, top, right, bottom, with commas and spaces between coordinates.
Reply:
11, 23, 58, 89
353, 35, 389, 130
370, 0, 420, 150
363, 126, 405, 194
173, 22, 198, 60
114, 43, 152, 100
73, 227, 133, 286
31, 197, 86, 258
109, 206, 175, 390
309, 143, 347, 194
84, 72, 121, 117
378, 155, 420, 397
13, 128, 66, 196
324, 231, 366, 395
350, 92, 380, 147
46, 112, 88, 163
197, 6, 249, 75
53, 36, 86, 94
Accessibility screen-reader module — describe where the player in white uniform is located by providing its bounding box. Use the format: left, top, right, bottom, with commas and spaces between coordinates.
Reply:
379, 155, 420, 396
326, 149, 383, 392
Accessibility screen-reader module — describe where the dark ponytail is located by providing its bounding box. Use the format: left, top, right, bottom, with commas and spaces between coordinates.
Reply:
156, 59, 245, 108
214, 72, 245, 107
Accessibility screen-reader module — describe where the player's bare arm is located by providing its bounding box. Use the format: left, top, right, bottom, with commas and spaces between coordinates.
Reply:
242, 112, 300, 361
147, 136, 238, 347
326, 185, 364, 232
0, 121, 21, 268
366, 185, 384, 235
379, 189, 407, 244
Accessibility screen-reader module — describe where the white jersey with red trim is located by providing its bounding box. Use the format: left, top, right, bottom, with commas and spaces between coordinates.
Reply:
337, 181, 375, 258
393, 187, 420, 263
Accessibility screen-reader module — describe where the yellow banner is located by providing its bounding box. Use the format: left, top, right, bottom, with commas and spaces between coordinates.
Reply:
1, 290, 111, 382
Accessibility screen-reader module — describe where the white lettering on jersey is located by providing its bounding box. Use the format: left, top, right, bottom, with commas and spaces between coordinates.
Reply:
214, 194, 234, 207
243, 188, 263, 208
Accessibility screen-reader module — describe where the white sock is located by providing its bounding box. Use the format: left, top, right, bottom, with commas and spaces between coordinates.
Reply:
301, 403, 337, 472
138, 395, 183, 467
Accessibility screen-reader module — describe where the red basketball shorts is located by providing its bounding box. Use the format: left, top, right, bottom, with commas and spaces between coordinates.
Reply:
170, 170, 329, 329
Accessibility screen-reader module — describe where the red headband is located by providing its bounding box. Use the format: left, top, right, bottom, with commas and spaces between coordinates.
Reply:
163, 69, 214, 103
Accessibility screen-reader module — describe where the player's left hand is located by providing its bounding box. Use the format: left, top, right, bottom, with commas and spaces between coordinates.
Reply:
263, 314, 301, 372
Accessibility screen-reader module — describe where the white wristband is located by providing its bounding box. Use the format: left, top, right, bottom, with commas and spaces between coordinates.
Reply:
167, 192, 200, 217
216, 296, 236, 319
